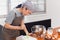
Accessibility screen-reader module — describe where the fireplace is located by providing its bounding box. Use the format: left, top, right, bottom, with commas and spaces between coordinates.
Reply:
20, 19, 51, 35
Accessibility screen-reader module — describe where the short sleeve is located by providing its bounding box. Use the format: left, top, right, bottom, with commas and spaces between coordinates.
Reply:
5, 11, 15, 24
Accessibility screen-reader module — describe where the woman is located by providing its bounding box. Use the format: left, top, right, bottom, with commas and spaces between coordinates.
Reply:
3, 1, 34, 40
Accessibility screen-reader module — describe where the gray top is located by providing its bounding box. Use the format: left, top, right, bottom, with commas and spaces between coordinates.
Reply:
3, 8, 24, 37
5, 8, 24, 26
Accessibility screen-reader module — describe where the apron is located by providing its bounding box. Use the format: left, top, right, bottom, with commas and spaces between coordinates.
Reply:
3, 13, 23, 38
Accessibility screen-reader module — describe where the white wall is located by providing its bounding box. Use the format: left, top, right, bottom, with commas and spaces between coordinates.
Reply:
0, 0, 60, 28
47, 0, 60, 28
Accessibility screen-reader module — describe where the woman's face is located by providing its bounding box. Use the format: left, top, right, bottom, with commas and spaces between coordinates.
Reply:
22, 7, 32, 15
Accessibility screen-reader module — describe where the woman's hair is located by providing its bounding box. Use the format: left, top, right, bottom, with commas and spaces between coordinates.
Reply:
16, 4, 22, 8
15, 1, 36, 13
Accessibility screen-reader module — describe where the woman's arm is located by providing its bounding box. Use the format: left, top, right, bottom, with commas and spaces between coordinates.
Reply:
21, 20, 29, 35
4, 23, 23, 30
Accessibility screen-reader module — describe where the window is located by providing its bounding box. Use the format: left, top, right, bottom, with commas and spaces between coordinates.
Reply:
30, 0, 46, 12
0, 0, 7, 18
10, 0, 46, 12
